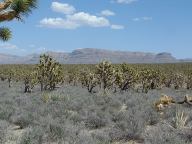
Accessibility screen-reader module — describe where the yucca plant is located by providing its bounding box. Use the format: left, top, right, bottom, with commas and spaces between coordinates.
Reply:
174, 109, 188, 129
0, 0, 38, 41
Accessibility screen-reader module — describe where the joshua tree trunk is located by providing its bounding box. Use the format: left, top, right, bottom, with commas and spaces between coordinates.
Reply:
40, 82, 43, 91
8, 77, 11, 88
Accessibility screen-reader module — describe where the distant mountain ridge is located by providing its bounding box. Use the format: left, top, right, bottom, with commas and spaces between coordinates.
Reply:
0, 48, 191, 64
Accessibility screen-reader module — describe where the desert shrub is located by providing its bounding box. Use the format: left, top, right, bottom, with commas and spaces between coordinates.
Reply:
41, 92, 64, 103
19, 126, 44, 144
142, 105, 160, 125
67, 111, 82, 124
109, 109, 145, 141
49, 122, 65, 140
1, 77, 192, 143
145, 123, 187, 144
112, 111, 126, 123
73, 130, 96, 144
0, 120, 8, 143
161, 103, 177, 121
91, 130, 111, 144
85, 112, 107, 129
11, 112, 36, 129
48, 121, 85, 143
0, 104, 15, 121
178, 129, 192, 143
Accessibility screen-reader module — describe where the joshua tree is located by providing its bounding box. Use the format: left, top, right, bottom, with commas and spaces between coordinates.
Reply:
95, 60, 116, 92
23, 71, 37, 93
80, 68, 98, 93
172, 73, 185, 89
0, 0, 37, 41
185, 70, 192, 89
35, 54, 62, 91
115, 63, 138, 91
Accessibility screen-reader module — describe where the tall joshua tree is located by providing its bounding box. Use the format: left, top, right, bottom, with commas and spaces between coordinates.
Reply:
0, 0, 37, 41
36, 54, 62, 91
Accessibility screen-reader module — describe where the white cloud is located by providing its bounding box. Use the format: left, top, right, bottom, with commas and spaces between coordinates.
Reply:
51, 2, 76, 15
115, 0, 138, 4
40, 18, 79, 29
100, 10, 115, 16
67, 12, 110, 27
40, 2, 124, 30
111, 24, 124, 29
40, 12, 110, 29
133, 17, 152, 21
0, 43, 19, 50
0, 43, 26, 52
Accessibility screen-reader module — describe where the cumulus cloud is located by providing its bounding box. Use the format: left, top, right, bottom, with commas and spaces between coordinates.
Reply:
114, 0, 138, 4
40, 2, 124, 30
111, 24, 124, 29
100, 10, 115, 16
40, 18, 79, 29
51, 2, 76, 15
40, 12, 110, 29
68, 12, 110, 27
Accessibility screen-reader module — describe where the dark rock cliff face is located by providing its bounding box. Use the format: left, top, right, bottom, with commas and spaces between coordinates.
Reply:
0, 48, 188, 64
154, 52, 177, 63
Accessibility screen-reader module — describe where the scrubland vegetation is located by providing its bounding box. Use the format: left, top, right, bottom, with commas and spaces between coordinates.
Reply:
1, 55, 192, 143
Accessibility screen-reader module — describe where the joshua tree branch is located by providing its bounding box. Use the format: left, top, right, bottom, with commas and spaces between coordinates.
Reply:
0, 10, 18, 22
0, 0, 12, 11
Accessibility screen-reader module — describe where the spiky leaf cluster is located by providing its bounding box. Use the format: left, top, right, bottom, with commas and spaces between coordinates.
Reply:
0, 0, 37, 41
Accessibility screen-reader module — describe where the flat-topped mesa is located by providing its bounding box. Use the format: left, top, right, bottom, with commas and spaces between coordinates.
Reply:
155, 52, 177, 63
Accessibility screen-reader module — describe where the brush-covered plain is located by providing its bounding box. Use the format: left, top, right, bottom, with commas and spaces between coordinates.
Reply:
1, 81, 192, 144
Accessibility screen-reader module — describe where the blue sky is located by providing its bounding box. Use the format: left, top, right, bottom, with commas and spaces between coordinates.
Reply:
0, 0, 192, 59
